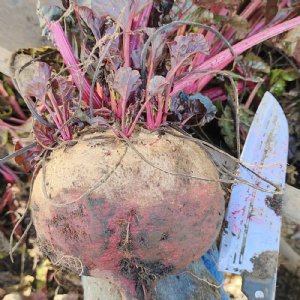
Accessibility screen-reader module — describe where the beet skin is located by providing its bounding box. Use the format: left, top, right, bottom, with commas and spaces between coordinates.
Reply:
31, 128, 224, 278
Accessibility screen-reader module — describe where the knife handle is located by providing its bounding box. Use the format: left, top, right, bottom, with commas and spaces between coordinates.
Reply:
242, 273, 276, 300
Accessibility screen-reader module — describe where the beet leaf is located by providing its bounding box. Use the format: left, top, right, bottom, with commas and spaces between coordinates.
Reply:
113, 67, 142, 101
169, 33, 210, 68
91, 0, 150, 29
23, 62, 51, 101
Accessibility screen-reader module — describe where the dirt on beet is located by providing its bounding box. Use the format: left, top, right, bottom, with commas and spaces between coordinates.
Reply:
120, 257, 174, 300
30, 128, 224, 277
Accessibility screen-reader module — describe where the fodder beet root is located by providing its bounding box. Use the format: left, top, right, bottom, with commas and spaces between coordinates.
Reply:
30, 128, 224, 276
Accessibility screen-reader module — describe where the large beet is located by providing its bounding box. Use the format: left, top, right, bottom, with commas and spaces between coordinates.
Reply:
30, 128, 224, 278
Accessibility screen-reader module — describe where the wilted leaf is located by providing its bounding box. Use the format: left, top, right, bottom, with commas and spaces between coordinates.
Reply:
14, 141, 42, 172
52, 77, 74, 105
170, 91, 216, 125
244, 52, 270, 74
169, 33, 209, 68
148, 76, 167, 96
77, 6, 103, 40
113, 67, 142, 100
272, 26, 300, 65
23, 62, 52, 101
265, 0, 279, 22
189, 93, 217, 124
228, 15, 249, 39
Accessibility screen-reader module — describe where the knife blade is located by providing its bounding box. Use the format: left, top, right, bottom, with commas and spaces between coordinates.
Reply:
218, 92, 288, 300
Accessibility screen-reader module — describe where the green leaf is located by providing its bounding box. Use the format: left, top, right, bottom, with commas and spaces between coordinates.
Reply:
257, 85, 267, 99
0, 129, 9, 146
35, 259, 51, 290
240, 106, 255, 130
219, 105, 235, 150
269, 68, 299, 96
0, 98, 12, 119
270, 69, 283, 84
281, 69, 299, 81
214, 100, 223, 114
219, 105, 254, 151
3, 81, 15, 96
270, 68, 299, 82
270, 78, 286, 97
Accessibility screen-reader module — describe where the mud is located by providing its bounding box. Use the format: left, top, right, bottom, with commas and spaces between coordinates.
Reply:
120, 257, 174, 300
248, 251, 278, 279
265, 195, 282, 216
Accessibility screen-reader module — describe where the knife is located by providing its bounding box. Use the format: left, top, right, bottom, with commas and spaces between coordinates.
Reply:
218, 92, 288, 300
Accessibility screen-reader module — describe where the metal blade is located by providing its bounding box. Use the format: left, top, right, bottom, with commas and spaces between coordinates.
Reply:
218, 92, 288, 299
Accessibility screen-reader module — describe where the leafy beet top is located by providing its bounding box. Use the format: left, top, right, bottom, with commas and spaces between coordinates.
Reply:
9, 0, 300, 171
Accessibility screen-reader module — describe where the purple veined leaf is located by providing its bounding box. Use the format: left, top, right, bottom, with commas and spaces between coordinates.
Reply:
77, 6, 103, 40
33, 121, 55, 147
23, 62, 52, 101
112, 67, 142, 100
51, 77, 74, 106
168, 33, 210, 69
91, 0, 151, 30
148, 76, 167, 96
